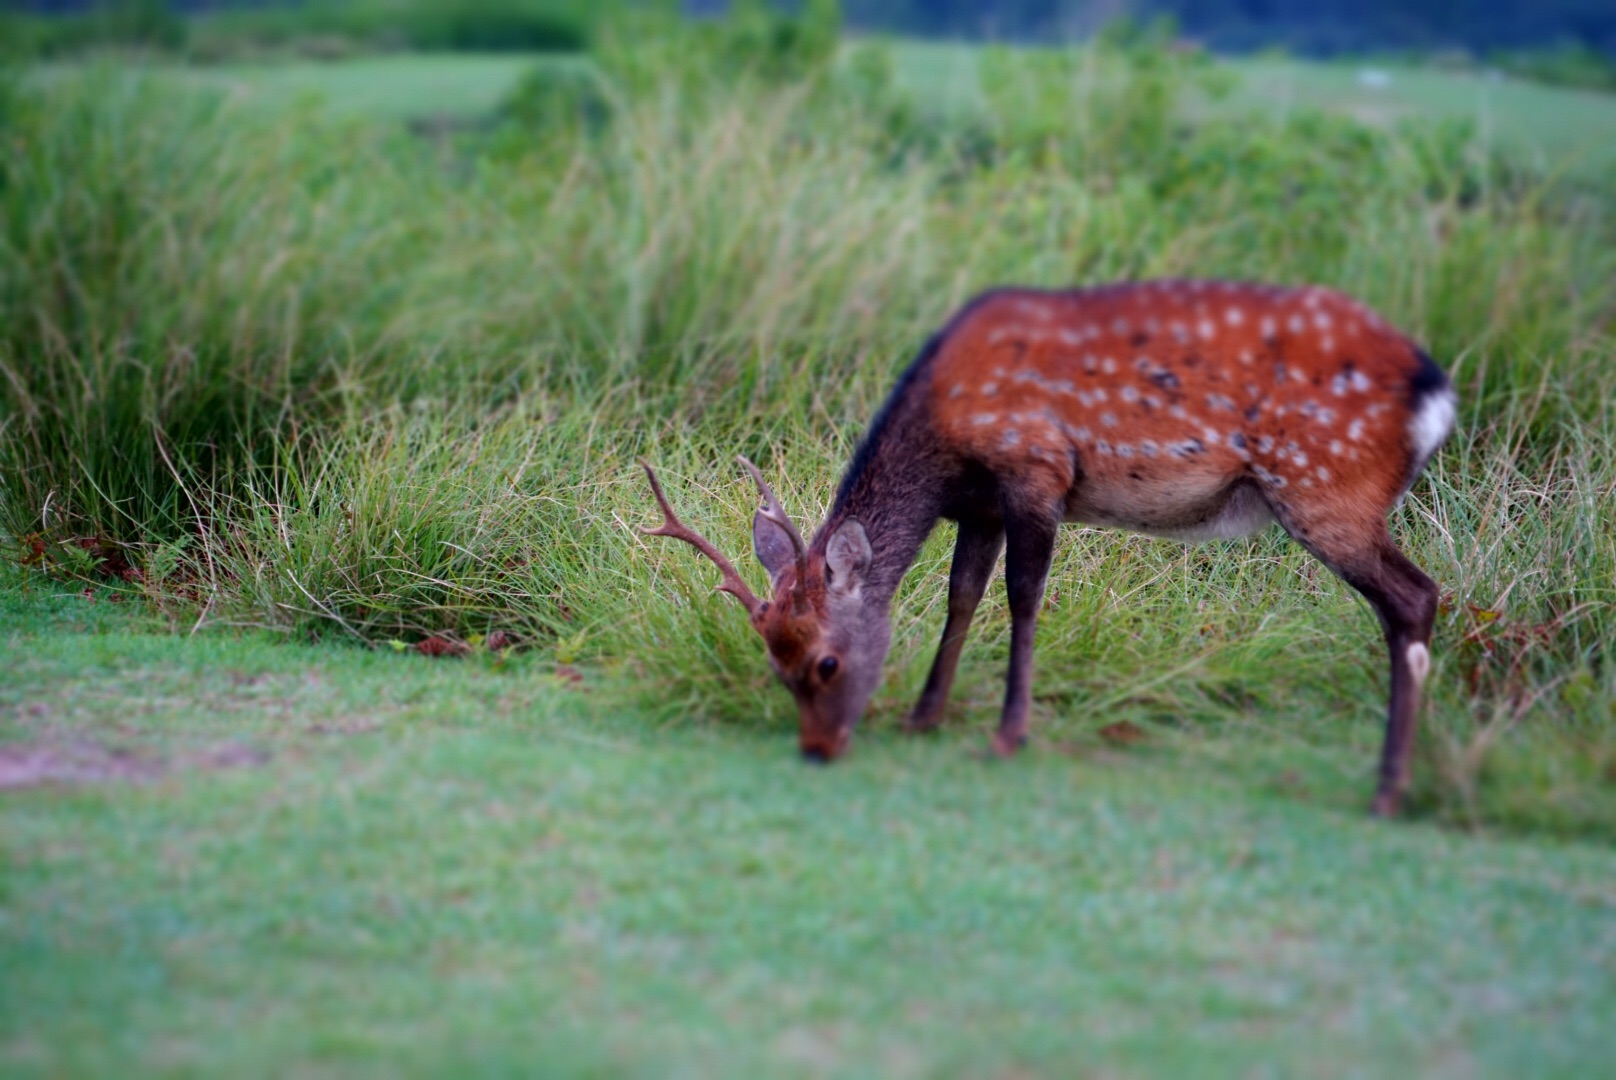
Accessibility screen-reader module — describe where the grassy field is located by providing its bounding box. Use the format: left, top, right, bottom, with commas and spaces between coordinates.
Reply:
5, 574, 1615, 1075
68, 44, 1616, 176
3, 29, 1616, 1072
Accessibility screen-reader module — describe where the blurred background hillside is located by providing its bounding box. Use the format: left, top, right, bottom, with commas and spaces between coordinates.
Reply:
6, 0, 1616, 64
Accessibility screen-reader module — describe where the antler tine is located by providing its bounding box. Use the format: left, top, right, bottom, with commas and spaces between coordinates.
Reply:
638, 460, 762, 616
737, 455, 808, 562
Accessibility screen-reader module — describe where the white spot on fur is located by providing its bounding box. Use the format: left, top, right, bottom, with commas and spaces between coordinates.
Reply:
1351, 370, 1372, 392
1101, 357, 1118, 375
1226, 307, 1245, 326
1288, 314, 1305, 334
1348, 418, 1366, 441
1329, 440, 1344, 456
972, 413, 997, 426
1260, 316, 1277, 340
1314, 312, 1333, 330
1121, 386, 1139, 403
1001, 429, 1021, 448
1316, 466, 1331, 482
1198, 319, 1216, 341
1407, 642, 1430, 685
949, 384, 965, 398
1101, 412, 1118, 427
981, 382, 999, 395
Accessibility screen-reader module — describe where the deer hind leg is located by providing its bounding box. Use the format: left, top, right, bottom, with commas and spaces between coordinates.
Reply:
1273, 511, 1439, 817
992, 510, 1059, 756
907, 518, 1004, 734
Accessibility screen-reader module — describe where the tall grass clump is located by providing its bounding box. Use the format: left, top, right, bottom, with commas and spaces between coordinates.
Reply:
3, 25, 1614, 831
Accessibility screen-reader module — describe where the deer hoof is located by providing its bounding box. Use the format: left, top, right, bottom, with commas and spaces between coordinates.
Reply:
989, 730, 1027, 757
903, 715, 941, 736
1369, 789, 1401, 818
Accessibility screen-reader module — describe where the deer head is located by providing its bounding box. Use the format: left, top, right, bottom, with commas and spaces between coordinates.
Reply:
640, 458, 891, 760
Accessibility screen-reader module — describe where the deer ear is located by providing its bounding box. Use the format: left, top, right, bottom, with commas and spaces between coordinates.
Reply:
824, 520, 872, 596
753, 509, 797, 584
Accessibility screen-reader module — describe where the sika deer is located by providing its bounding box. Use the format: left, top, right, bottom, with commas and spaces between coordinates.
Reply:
641, 281, 1455, 816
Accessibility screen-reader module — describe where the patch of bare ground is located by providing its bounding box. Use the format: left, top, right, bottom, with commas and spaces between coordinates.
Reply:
0, 740, 269, 790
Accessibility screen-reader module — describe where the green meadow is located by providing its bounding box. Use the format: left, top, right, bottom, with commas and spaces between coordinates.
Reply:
3, 23, 1615, 1074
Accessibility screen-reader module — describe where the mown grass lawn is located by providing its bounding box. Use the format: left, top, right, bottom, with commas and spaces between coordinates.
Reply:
4, 575, 1614, 1076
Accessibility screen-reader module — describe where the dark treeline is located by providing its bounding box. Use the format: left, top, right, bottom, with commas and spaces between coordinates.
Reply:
843, 0, 1616, 53
9, 0, 1616, 54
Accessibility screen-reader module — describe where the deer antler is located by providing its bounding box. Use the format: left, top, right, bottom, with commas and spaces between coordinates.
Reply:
639, 460, 762, 616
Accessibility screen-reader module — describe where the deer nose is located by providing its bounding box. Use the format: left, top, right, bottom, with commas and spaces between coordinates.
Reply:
799, 729, 849, 763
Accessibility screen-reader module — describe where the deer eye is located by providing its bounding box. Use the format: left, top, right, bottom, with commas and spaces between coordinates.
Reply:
817, 656, 840, 682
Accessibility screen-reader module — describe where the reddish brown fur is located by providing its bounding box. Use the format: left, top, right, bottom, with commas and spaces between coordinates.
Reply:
928, 281, 1425, 538
753, 567, 822, 669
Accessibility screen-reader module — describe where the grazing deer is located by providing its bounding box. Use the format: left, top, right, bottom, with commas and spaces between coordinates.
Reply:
641, 281, 1455, 816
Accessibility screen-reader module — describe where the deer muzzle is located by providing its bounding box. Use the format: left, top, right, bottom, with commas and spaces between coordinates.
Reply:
799, 726, 850, 763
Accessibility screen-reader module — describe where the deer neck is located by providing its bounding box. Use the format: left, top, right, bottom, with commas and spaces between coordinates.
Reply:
818, 406, 945, 607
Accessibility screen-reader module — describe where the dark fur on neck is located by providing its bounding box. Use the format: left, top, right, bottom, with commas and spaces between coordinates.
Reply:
814, 327, 961, 601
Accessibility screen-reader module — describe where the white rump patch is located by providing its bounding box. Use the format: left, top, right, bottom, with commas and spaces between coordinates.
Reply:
1406, 642, 1430, 685
1409, 386, 1457, 465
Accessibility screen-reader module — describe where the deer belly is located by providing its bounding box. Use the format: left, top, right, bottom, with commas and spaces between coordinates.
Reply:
1064, 471, 1275, 541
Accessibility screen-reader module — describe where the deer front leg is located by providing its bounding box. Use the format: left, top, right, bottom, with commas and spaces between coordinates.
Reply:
906, 519, 1004, 733
993, 512, 1058, 756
